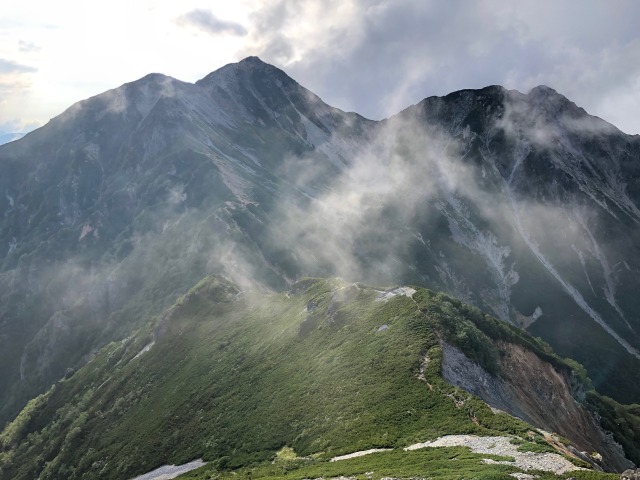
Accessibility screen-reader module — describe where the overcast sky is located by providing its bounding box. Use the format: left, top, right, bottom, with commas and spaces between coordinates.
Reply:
2, 0, 640, 134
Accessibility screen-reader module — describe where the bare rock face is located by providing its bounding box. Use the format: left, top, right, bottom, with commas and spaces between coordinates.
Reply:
441, 340, 634, 472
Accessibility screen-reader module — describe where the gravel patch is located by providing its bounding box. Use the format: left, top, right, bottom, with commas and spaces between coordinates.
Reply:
510, 473, 537, 480
404, 435, 584, 475
330, 449, 393, 462
376, 287, 416, 302
129, 459, 206, 480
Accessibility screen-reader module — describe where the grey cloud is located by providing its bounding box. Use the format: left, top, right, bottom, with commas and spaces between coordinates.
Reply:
242, 0, 640, 133
257, 34, 294, 65
0, 58, 37, 74
241, 0, 540, 117
177, 9, 247, 37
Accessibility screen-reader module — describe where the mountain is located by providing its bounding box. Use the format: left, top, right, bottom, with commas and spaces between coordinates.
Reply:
0, 57, 640, 476
0, 277, 636, 479
0, 57, 371, 425
373, 85, 640, 402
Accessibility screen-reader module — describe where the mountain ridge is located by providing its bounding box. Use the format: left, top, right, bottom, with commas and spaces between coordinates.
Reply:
0, 277, 635, 480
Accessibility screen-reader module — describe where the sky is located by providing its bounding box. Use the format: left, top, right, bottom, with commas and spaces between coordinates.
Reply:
2, 0, 640, 134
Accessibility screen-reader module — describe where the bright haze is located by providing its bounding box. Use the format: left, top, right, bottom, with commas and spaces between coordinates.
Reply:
2, 0, 640, 135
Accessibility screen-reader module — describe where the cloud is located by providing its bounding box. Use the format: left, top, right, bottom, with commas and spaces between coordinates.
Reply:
3, 1, 640, 135
255, 87, 640, 356
0, 58, 40, 130
238, 0, 640, 133
0, 119, 40, 134
264, 110, 477, 284
0, 78, 30, 94
239, 0, 531, 116
177, 9, 247, 37
0, 58, 37, 74
18, 40, 41, 53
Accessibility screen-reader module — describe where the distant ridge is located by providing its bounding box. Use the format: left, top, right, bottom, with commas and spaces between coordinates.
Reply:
0, 132, 24, 146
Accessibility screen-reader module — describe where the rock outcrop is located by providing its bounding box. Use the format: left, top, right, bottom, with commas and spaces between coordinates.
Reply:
441, 340, 633, 471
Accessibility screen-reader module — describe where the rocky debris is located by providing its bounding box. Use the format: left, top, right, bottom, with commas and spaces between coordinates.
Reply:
440, 341, 633, 471
621, 469, 640, 480
330, 448, 393, 462
132, 340, 155, 360
129, 459, 205, 480
510, 473, 537, 480
405, 435, 584, 475
375, 287, 416, 302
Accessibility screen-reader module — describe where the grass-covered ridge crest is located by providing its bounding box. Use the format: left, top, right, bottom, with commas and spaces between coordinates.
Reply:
0, 277, 635, 479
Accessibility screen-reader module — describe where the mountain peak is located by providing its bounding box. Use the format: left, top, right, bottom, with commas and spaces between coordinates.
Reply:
238, 55, 267, 65
195, 56, 290, 88
192, 56, 345, 131
526, 84, 570, 107
134, 72, 175, 84
518, 84, 607, 129
528, 84, 558, 96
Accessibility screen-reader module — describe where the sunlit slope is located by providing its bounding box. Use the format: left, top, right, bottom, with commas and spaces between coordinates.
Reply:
1, 278, 636, 479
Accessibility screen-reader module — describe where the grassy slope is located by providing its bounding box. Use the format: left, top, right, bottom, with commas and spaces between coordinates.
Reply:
0, 277, 632, 480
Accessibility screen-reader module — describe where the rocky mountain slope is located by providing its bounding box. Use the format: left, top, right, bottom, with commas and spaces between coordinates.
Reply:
0, 57, 372, 425
0, 277, 635, 479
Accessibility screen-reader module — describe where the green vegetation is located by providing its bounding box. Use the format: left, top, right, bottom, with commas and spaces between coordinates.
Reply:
175, 447, 618, 480
509, 434, 557, 455
0, 277, 631, 479
516, 442, 557, 454
587, 392, 640, 465
180, 447, 518, 480
414, 290, 585, 385
0, 278, 540, 480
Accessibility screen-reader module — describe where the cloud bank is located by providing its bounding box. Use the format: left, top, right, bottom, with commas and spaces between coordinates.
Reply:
177, 9, 248, 37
